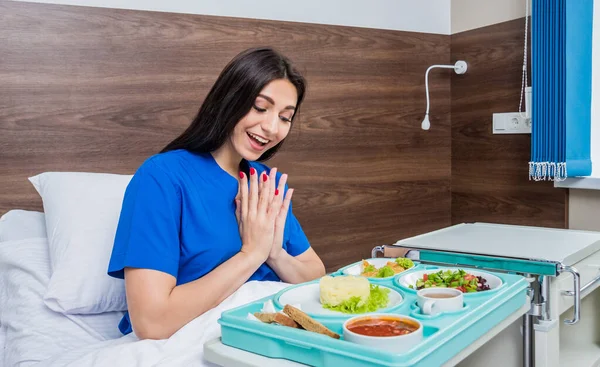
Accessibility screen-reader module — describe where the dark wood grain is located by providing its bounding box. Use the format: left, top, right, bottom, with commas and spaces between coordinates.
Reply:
0, 1, 451, 271
451, 19, 567, 228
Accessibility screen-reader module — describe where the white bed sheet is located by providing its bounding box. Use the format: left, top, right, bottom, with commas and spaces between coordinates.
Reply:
0, 210, 47, 361
0, 323, 5, 364
0, 237, 124, 367
35, 280, 290, 367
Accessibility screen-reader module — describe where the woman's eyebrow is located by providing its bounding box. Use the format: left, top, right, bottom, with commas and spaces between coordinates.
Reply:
257, 94, 296, 110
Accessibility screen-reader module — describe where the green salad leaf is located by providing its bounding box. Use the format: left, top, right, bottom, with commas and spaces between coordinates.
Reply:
395, 258, 414, 269
376, 265, 395, 278
323, 284, 390, 314
363, 264, 376, 273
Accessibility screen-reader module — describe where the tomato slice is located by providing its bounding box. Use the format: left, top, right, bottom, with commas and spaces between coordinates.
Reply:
456, 286, 467, 293
423, 274, 428, 281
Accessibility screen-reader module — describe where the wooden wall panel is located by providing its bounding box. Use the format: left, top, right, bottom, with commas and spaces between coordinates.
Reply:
0, 1, 451, 271
451, 19, 567, 228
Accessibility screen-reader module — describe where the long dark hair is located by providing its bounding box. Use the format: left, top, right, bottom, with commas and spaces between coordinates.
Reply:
161, 47, 306, 162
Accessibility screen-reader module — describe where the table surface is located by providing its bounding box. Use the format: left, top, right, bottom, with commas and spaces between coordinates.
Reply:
393, 222, 600, 266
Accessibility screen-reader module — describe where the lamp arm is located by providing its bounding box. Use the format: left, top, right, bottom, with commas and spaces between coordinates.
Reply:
424, 64, 458, 114
422, 61, 467, 131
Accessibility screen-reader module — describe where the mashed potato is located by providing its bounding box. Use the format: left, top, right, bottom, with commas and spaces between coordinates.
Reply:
319, 275, 370, 307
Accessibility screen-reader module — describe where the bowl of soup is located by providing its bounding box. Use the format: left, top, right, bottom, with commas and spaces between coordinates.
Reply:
342, 314, 423, 354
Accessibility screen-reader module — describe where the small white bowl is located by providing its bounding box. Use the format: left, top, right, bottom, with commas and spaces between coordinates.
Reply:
417, 288, 464, 315
342, 314, 423, 354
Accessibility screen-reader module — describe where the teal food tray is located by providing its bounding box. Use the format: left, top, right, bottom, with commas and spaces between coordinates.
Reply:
218, 263, 529, 367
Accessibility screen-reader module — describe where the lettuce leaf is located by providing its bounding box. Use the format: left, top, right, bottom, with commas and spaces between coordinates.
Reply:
395, 258, 414, 269
322, 284, 390, 314
376, 265, 395, 278
363, 264, 376, 273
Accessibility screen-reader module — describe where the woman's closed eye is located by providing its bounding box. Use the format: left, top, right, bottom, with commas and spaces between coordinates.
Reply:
253, 105, 267, 113
254, 104, 292, 123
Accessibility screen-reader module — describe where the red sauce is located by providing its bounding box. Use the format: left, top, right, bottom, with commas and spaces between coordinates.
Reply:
347, 317, 419, 337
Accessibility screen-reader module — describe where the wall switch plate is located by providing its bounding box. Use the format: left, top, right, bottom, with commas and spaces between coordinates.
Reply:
492, 112, 532, 134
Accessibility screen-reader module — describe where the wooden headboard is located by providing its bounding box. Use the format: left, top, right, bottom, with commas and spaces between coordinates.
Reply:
0, 1, 451, 271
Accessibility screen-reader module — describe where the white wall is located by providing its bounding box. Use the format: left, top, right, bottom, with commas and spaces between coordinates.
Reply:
451, 0, 528, 34
13, 0, 452, 35
14, 0, 539, 36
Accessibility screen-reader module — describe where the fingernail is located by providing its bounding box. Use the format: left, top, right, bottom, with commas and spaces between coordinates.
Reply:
239, 172, 244, 179
275, 189, 279, 196
250, 168, 256, 175
262, 174, 268, 182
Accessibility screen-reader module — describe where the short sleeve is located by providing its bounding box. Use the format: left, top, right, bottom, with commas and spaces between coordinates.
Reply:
108, 160, 181, 279
284, 203, 311, 257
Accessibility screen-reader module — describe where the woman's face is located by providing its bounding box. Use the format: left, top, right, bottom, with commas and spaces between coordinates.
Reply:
229, 78, 298, 161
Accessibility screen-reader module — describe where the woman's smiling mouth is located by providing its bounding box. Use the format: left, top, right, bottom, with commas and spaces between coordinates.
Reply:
247, 132, 270, 150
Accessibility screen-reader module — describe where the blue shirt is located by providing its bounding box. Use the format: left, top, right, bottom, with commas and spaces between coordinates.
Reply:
107, 149, 310, 335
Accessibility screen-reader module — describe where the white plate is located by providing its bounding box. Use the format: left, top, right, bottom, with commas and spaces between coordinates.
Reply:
276, 283, 404, 317
342, 258, 412, 279
396, 268, 503, 292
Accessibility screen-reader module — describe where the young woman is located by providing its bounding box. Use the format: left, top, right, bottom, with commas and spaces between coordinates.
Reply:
107, 47, 326, 340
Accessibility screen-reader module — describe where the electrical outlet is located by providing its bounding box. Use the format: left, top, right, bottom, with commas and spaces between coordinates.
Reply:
492, 112, 531, 134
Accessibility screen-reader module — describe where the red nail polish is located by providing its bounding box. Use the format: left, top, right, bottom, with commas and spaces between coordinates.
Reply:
250, 168, 256, 175
275, 189, 279, 196
239, 172, 244, 179
262, 174, 268, 182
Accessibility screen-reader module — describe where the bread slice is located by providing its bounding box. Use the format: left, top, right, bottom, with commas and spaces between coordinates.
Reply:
282, 304, 340, 339
253, 312, 301, 329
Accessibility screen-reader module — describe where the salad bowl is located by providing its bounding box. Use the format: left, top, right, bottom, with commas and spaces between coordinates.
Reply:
341, 257, 416, 280
395, 267, 503, 294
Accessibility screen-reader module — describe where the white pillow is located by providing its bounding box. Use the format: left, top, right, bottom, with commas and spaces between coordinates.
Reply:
0, 209, 46, 242
29, 172, 133, 314
0, 238, 124, 367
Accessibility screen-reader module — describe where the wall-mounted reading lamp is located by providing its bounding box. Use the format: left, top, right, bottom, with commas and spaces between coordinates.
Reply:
422, 60, 468, 130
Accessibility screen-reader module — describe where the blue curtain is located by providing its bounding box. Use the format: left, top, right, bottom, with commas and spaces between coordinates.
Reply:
530, 0, 594, 181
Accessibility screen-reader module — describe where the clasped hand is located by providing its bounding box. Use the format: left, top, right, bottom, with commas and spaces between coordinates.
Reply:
235, 167, 293, 263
